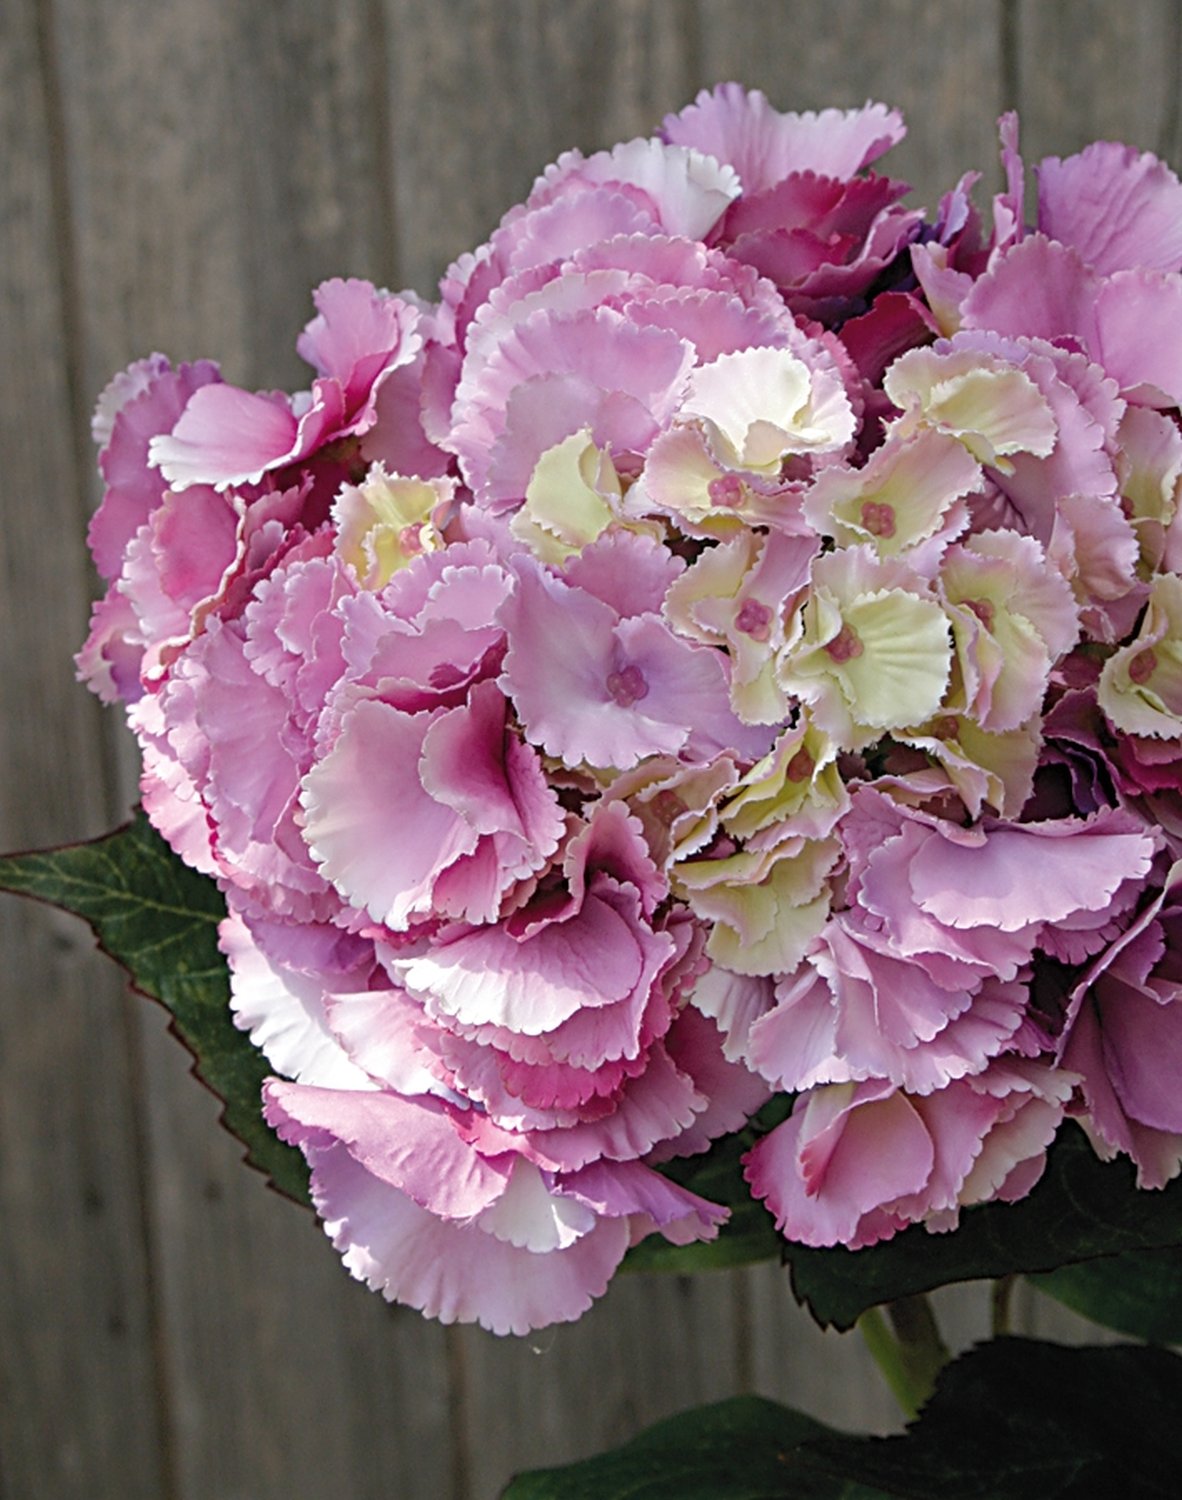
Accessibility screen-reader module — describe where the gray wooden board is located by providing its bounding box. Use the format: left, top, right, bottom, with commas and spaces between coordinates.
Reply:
0, 1, 168, 1495
5, 3, 1182, 1496
695, 0, 1007, 211
47, 0, 454, 1494
1015, 0, 1182, 165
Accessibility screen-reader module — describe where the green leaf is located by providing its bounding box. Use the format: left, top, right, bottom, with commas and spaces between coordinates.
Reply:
624, 1097, 791, 1273
785, 1128, 1182, 1330
500, 1394, 880, 1499
1029, 1247, 1182, 1343
0, 812, 309, 1204
804, 1337, 1182, 1498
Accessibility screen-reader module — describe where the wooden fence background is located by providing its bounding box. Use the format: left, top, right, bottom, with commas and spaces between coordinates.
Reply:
2, 2, 1177, 1496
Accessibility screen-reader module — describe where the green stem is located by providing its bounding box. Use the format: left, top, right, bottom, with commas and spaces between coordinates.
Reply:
857, 1294, 951, 1420
992, 1273, 1017, 1336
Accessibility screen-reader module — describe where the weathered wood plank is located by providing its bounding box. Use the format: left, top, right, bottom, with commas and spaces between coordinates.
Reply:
1015, 0, 1182, 165
47, 2, 456, 1495
384, 0, 704, 291
0, 2, 169, 1495
696, 0, 1007, 209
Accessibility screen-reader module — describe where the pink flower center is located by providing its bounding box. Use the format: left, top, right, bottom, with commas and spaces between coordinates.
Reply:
707, 473, 745, 508
786, 746, 815, 782
606, 663, 649, 707
399, 522, 425, 555
650, 790, 687, 824
932, 715, 960, 740
860, 500, 897, 539
1129, 648, 1158, 685
825, 622, 863, 663
965, 597, 996, 631
735, 599, 773, 641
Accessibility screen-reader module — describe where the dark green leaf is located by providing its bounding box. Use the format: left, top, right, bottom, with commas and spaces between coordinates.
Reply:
624, 1097, 791, 1273
500, 1394, 881, 1499
0, 812, 309, 1203
786, 1128, 1182, 1330
804, 1337, 1182, 1498
1030, 1247, 1182, 1343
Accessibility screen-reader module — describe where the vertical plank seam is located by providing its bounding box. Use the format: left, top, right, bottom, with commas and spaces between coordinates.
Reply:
30, 2, 181, 1495
366, 0, 402, 289
999, 0, 1020, 112
1157, 1, 1182, 160
683, 0, 705, 96
31, 0, 90, 502
444, 1327, 474, 1500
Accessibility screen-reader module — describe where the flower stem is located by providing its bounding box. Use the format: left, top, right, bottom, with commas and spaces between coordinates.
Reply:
992, 1273, 1017, 1336
857, 1295, 950, 1420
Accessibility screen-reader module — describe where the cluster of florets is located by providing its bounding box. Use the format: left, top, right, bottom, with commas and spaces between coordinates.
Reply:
81, 85, 1182, 1332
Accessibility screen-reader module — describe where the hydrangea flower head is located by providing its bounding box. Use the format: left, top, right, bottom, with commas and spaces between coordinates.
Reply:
79, 89, 1182, 1331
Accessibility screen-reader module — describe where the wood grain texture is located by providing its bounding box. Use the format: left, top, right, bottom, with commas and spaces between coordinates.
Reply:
3, 3, 1180, 1497
1015, 0, 1182, 164
695, 0, 1006, 209
0, 2, 168, 1495
47, 2, 455, 1495
384, 0, 703, 293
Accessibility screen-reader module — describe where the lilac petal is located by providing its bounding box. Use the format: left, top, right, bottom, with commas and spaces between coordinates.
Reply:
563, 528, 685, 618
149, 383, 300, 490
323, 987, 454, 1098
222, 908, 374, 1088
1102, 987, 1182, 1133
294, 1143, 629, 1333
558, 1158, 726, 1240
396, 894, 645, 1034
263, 1081, 513, 1219
688, 963, 776, 1063
300, 699, 478, 929
499, 559, 678, 769
962, 234, 1101, 346
744, 1083, 932, 1247
90, 358, 221, 578
747, 964, 844, 1093
1038, 141, 1182, 274
295, 277, 421, 414
1093, 269, 1182, 407
654, 1005, 773, 1157
909, 810, 1159, 931
662, 85, 905, 190
525, 1043, 704, 1170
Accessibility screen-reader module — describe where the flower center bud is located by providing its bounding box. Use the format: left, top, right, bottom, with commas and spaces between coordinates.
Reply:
1129, 648, 1159, 685
825, 622, 864, 663
735, 599, 773, 641
932, 715, 960, 740
650, 789, 687, 825
860, 500, 897, 539
606, 664, 649, 707
707, 473, 745, 508
965, 597, 996, 631
785, 745, 815, 782
399, 521, 425, 556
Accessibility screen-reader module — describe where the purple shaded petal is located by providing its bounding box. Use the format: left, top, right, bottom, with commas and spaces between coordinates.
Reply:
1038, 141, 1182, 274
662, 86, 905, 190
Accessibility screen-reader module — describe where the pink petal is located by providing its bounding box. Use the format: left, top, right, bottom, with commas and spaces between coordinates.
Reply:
300, 699, 478, 928
1037, 141, 1182, 274
293, 1143, 629, 1333
263, 1081, 513, 1219
662, 86, 905, 190
909, 810, 1159, 932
